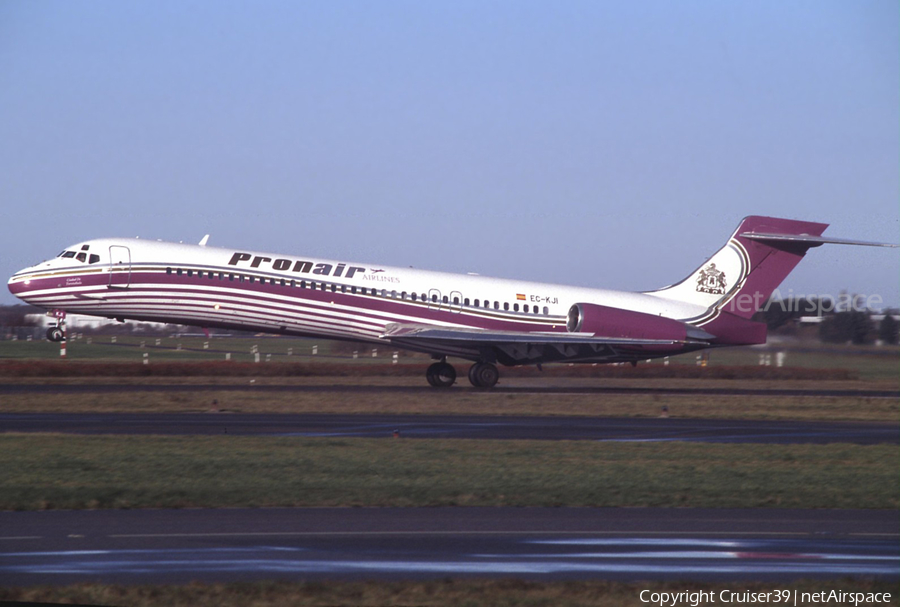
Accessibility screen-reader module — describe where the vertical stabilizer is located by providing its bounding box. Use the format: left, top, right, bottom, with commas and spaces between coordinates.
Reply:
648, 216, 828, 322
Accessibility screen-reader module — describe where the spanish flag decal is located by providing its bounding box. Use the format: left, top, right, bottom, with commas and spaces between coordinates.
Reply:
516, 293, 526, 301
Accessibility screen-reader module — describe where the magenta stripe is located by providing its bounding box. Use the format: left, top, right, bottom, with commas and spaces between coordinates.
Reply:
20, 271, 561, 333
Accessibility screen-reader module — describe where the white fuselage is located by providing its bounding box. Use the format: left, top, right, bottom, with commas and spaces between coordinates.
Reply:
8, 238, 705, 352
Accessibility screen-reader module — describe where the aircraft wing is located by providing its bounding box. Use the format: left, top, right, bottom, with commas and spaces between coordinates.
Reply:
382, 323, 682, 345
381, 322, 697, 365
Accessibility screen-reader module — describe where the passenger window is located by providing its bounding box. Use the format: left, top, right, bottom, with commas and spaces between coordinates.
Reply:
401, 291, 407, 299
524, 304, 529, 313
484, 301, 490, 308
431, 294, 438, 303
464, 298, 469, 306
331, 284, 337, 293
381, 289, 387, 297
513, 303, 519, 312
453, 297, 459, 305
421, 293, 426, 301
351, 286, 357, 294
321, 283, 328, 291
229, 274, 234, 281
198, 270, 204, 278
543, 306, 549, 315
442, 295, 448, 304
391, 290, 397, 298
504, 302, 509, 311
493, 301, 499, 310
166, 267, 172, 275
411, 293, 417, 301
177, 269, 183, 276
247, 275, 253, 283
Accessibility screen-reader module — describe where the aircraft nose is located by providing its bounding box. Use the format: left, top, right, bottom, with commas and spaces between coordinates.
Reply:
8, 267, 36, 301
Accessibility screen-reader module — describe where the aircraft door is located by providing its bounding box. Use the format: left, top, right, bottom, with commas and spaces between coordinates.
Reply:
108, 245, 131, 288
427, 288, 441, 311
449, 291, 463, 313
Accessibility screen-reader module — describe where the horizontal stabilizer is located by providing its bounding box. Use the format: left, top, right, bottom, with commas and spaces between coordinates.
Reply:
739, 232, 898, 248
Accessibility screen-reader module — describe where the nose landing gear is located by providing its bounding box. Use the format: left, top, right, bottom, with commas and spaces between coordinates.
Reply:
46, 326, 64, 342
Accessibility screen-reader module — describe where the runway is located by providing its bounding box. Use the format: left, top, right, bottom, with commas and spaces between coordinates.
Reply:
2, 413, 897, 443
2, 382, 898, 398
0, 508, 895, 585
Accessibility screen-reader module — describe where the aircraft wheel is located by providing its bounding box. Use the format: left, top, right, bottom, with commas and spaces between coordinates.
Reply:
468, 362, 499, 388
46, 327, 64, 342
426, 362, 456, 388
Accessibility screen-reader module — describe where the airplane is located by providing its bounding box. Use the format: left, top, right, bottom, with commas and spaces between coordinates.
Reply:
7, 216, 897, 388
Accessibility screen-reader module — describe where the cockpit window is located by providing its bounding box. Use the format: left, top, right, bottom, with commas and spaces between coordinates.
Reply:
76, 252, 87, 262
58, 251, 67, 257
61, 251, 76, 259
89, 254, 100, 264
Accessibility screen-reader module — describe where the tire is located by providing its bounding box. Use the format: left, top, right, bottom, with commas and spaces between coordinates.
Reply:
469, 362, 499, 388
46, 327, 64, 342
426, 362, 456, 388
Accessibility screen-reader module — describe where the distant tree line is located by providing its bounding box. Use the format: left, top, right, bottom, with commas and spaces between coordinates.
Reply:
755, 296, 898, 346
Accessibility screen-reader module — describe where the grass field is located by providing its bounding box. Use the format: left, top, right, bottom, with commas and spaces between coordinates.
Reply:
2, 384, 897, 421
3, 579, 897, 607
3, 435, 896, 510
2, 336, 897, 601
2, 334, 898, 381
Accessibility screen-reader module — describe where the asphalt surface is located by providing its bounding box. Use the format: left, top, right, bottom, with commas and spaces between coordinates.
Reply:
2, 412, 897, 444
2, 382, 898, 398
1, 508, 895, 585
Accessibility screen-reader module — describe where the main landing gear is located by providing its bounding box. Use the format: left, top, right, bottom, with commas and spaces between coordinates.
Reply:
425, 361, 456, 388
468, 361, 499, 388
425, 360, 500, 389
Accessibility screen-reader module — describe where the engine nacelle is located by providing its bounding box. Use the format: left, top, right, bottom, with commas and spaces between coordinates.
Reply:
566, 302, 698, 341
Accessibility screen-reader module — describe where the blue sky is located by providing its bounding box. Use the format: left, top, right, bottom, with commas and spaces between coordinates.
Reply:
1, 1, 897, 307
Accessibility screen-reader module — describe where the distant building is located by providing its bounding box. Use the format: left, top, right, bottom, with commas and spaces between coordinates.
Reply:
25, 313, 169, 331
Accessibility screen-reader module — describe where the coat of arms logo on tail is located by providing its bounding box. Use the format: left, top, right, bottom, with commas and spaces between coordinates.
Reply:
696, 263, 727, 294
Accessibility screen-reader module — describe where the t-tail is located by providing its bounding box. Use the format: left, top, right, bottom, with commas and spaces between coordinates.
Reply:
649, 215, 897, 345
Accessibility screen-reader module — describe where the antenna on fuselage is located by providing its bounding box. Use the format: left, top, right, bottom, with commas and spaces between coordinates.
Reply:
199, 235, 210, 247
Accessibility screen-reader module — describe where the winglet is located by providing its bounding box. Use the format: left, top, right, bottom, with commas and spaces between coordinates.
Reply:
199, 235, 210, 247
